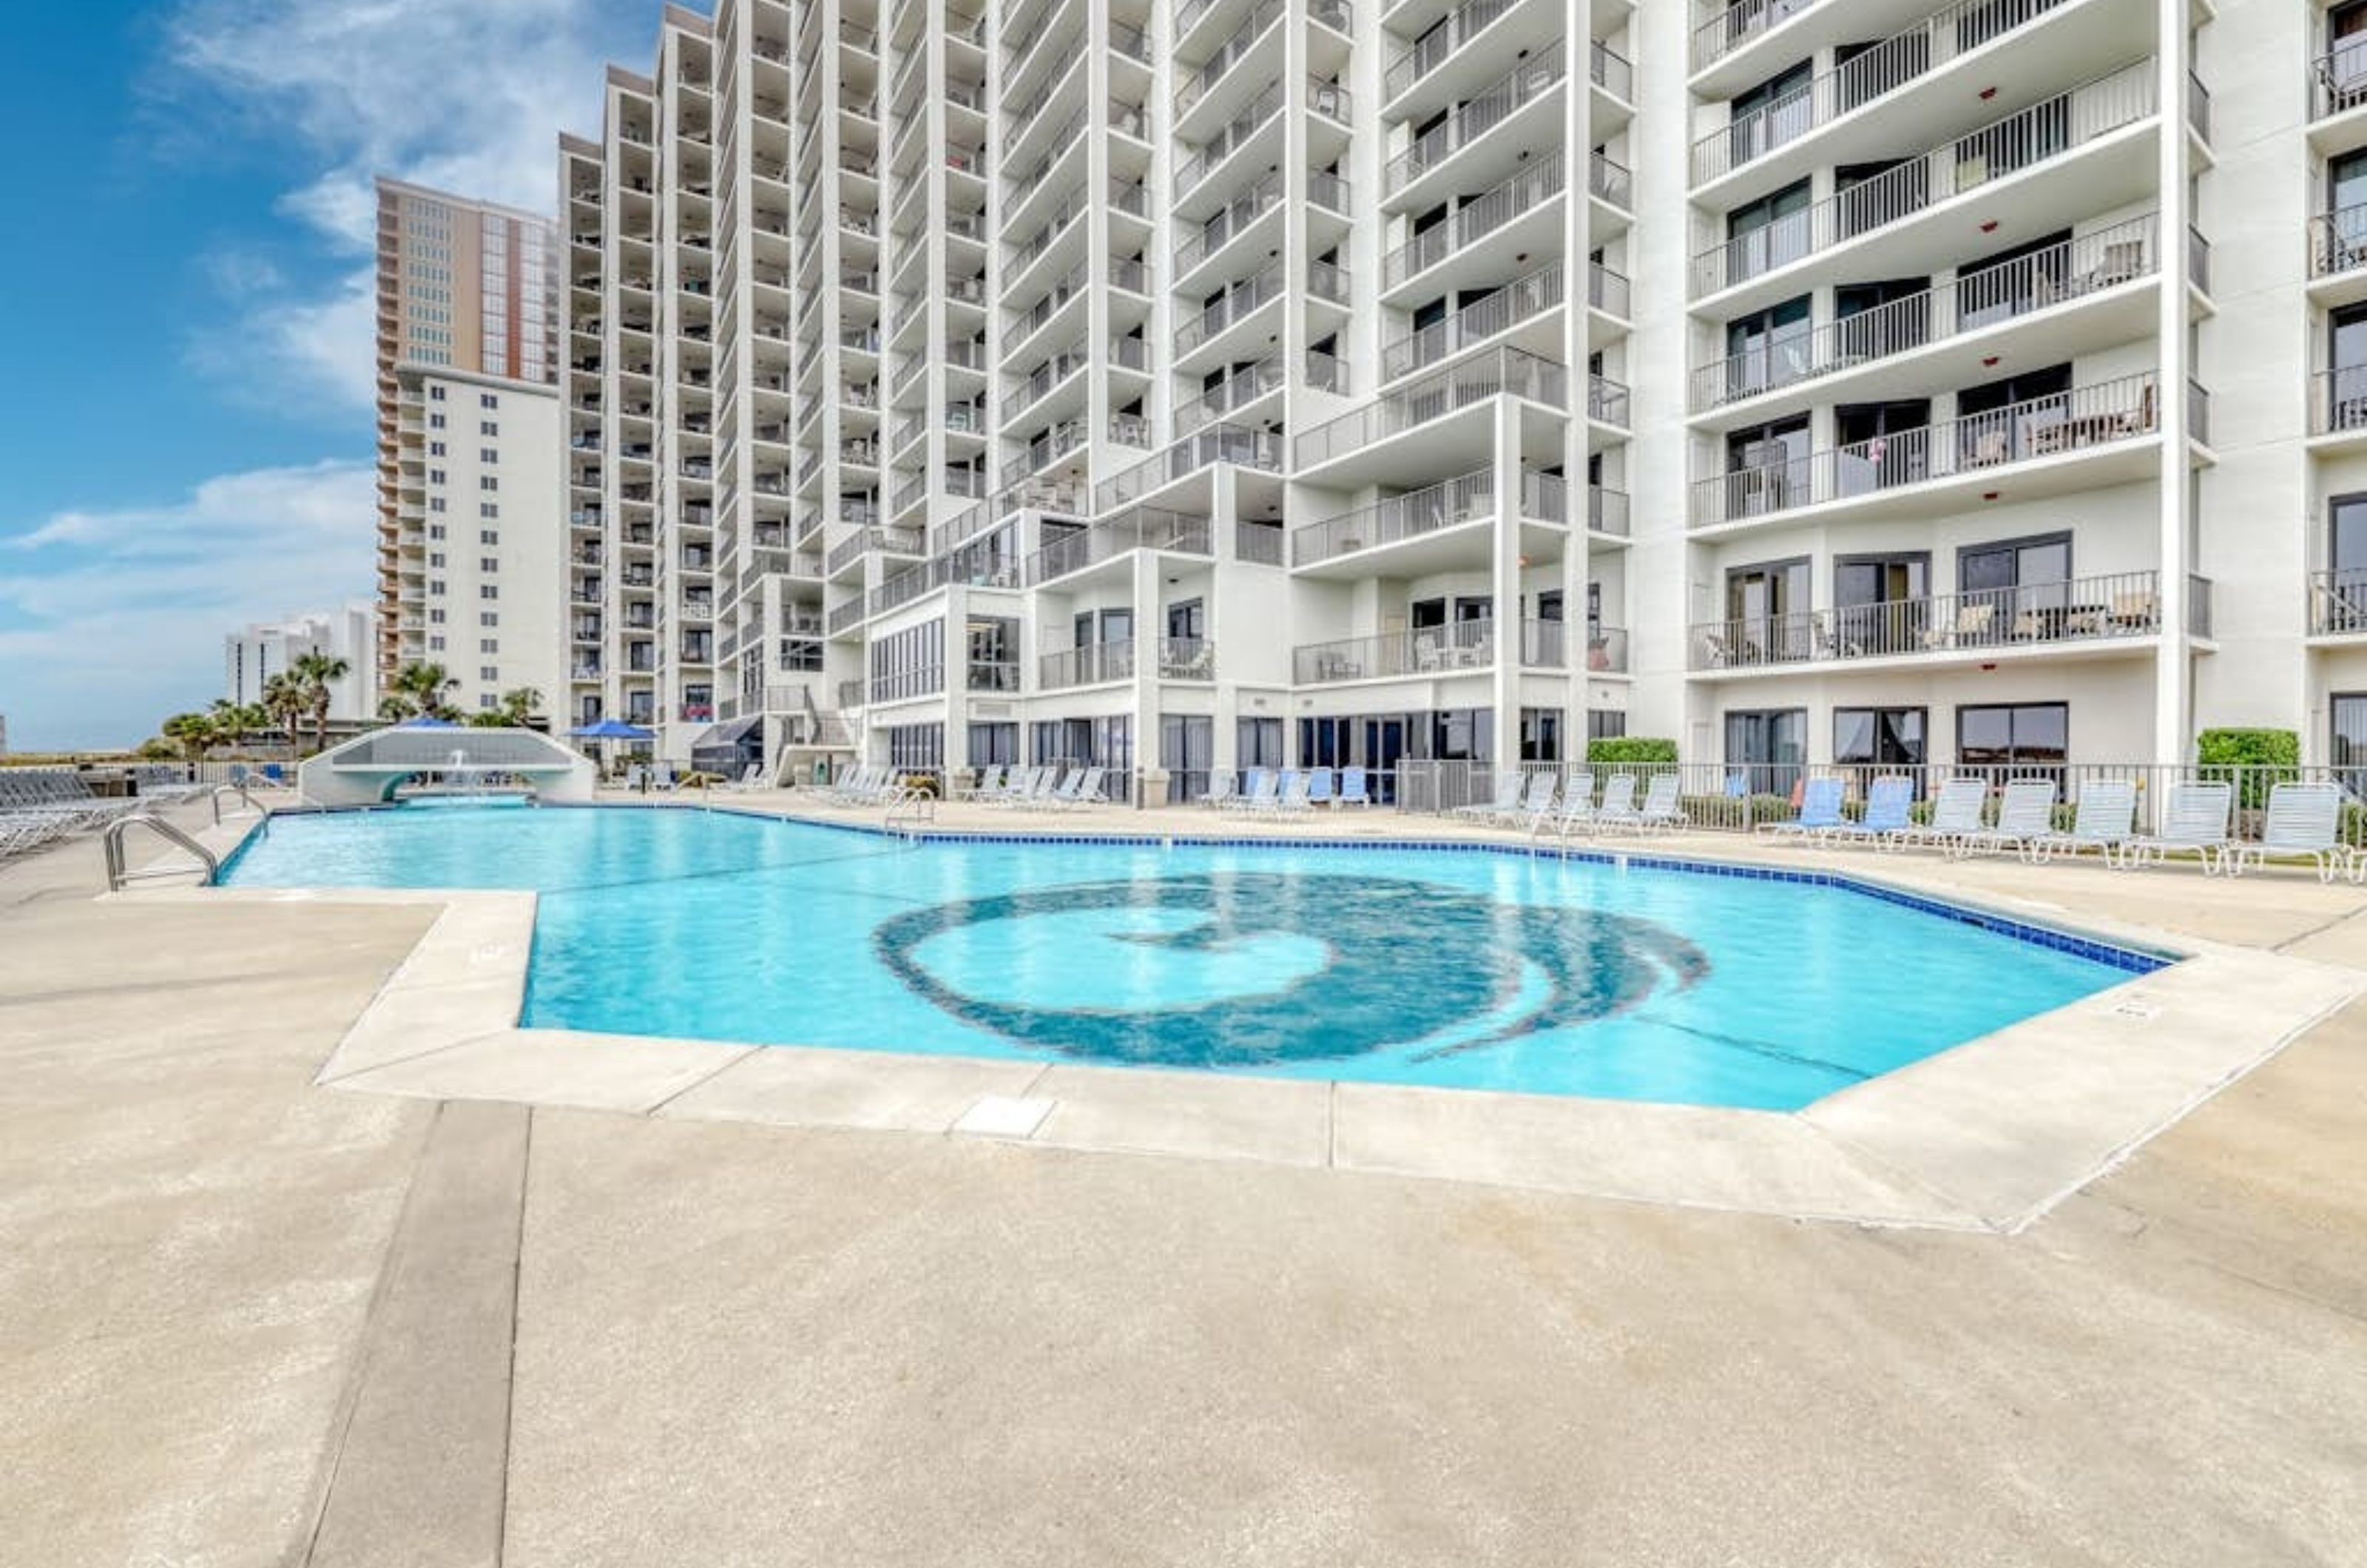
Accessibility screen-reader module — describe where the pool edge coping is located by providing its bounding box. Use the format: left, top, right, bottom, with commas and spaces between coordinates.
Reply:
162, 805, 2367, 1233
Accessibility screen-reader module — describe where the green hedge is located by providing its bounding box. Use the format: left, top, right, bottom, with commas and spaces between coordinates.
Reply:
1586, 736, 1678, 765
2195, 728, 2299, 809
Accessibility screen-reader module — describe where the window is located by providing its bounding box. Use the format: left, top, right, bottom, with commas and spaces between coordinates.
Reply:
1237, 716, 1284, 768
429, 468, 446, 484
1721, 558, 1811, 663
1727, 61, 1812, 167
428, 524, 446, 540
2329, 495, 2367, 632
481, 639, 499, 654
481, 666, 499, 681
429, 635, 445, 650
1518, 707, 1562, 763
2332, 303, 2367, 430
428, 498, 446, 513
481, 558, 499, 572
481, 530, 499, 544
1722, 415, 1811, 513
481, 422, 499, 436
428, 440, 446, 457
1587, 709, 1627, 741
1724, 708, 1806, 793
1959, 532, 2073, 638
481, 393, 499, 409
482, 504, 499, 519
1834, 707, 1928, 769
430, 413, 446, 430
428, 552, 446, 568
1956, 703, 2068, 767
480, 612, 499, 627
1723, 295, 1811, 398
1724, 178, 1811, 282
1833, 552, 1930, 655
480, 693, 499, 710
480, 476, 499, 491
480, 586, 499, 600
2334, 693, 2367, 793
480, 447, 498, 463
429, 609, 446, 625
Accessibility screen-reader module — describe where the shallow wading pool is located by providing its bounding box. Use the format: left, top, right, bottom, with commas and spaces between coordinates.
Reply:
218, 802, 2167, 1111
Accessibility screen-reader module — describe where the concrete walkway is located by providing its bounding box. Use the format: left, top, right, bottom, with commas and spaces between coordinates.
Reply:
4, 802, 2365, 1565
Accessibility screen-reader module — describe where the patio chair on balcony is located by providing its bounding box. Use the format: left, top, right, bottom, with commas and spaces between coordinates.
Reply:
2108, 589, 2158, 632
2074, 240, 2149, 294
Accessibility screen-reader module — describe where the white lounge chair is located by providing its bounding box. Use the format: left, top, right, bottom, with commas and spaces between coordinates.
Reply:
1233, 769, 1280, 813
1633, 774, 1690, 834
2118, 780, 2234, 873
1453, 772, 1523, 822
1197, 771, 1237, 808
1497, 772, 1557, 829
1537, 771, 1598, 837
2025, 780, 2138, 864
1594, 774, 1644, 833
1900, 777, 1988, 853
1337, 766, 1373, 808
1954, 778, 2056, 858
2226, 781, 2346, 881
1274, 770, 1315, 813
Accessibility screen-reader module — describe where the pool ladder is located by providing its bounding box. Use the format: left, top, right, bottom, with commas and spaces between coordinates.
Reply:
103, 813, 220, 892
882, 785, 936, 834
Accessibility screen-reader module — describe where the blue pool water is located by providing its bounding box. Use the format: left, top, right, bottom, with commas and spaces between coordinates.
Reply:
219, 803, 2161, 1111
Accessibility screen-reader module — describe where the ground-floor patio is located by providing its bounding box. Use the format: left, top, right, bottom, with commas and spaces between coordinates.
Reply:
4, 797, 2363, 1565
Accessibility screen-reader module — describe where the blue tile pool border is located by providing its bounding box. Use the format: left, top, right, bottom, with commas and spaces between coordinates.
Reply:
212, 800, 2178, 977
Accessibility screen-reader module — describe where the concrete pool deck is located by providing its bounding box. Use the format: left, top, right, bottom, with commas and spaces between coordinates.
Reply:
5, 795, 2366, 1564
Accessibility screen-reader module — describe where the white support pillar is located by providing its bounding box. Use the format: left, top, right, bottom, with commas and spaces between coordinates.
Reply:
1492, 395, 1524, 768
2154, 0, 2195, 764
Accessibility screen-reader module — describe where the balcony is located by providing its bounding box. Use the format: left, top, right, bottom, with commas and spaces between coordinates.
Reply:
1382, 55, 1566, 206
868, 665, 945, 705
1694, 371, 2164, 529
1381, 260, 1562, 382
2310, 570, 2367, 637
1291, 465, 1566, 567
1590, 485, 1631, 538
1095, 424, 1283, 512
825, 525, 924, 575
1295, 615, 1572, 683
1690, 0, 2081, 187
1159, 637, 1217, 680
1022, 509, 1212, 589
1175, 357, 1284, 432
1295, 346, 1567, 473
2312, 368, 2367, 439
1692, 62, 2156, 297
968, 660, 1022, 693
1177, 266, 1283, 356
1173, 171, 1284, 282
2310, 203, 2367, 284
2313, 44, 2367, 122
1692, 214, 2160, 413
1693, 0, 1831, 72
1382, 152, 1563, 293
1590, 374, 1630, 429
1688, 570, 2182, 673
1038, 639, 1135, 691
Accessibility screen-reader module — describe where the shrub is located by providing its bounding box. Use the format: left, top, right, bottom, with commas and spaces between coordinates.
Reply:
2195, 728, 2299, 809
1586, 735, 1678, 766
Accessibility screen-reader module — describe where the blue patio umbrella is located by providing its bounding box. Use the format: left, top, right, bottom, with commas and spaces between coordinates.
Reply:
397, 715, 462, 729
569, 717, 656, 740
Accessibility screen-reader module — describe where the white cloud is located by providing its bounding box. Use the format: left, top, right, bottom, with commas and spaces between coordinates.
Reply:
158, 0, 651, 410
1, 463, 375, 750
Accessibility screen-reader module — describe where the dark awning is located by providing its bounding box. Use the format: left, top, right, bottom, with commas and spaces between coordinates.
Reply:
690, 716, 765, 766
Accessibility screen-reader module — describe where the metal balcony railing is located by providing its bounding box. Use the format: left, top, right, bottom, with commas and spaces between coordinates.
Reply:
868, 663, 945, 705
1024, 507, 1213, 587
2310, 569, 2367, 636
1688, 570, 2177, 670
1294, 617, 1503, 683
1382, 260, 1562, 382
1176, 358, 1284, 432
1589, 260, 1631, 320
1692, 0, 2074, 185
968, 660, 1022, 692
1236, 521, 1286, 564
1692, 371, 2163, 527
1382, 0, 1512, 103
2311, 203, 2367, 279
1289, 465, 1566, 566
1177, 0, 1283, 112
1384, 55, 1566, 197
1694, 62, 2155, 295
1693, 0, 1832, 70
1159, 637, 1217, 680
1382, 152, 1564, 290
2313, 367, 2367, 436
1173, 172, 1285, 277
1178, 264, 1287, 355
2313, 44, 2367, 120
1175, 80, 1285, 201
1692, 214, 2160, 410
1038, 640, 1135, 690
1590, 374, 1630, 427
1295, 346, 1567, 470
1590, 485, 1631, 536
1095, 424, 1283, 511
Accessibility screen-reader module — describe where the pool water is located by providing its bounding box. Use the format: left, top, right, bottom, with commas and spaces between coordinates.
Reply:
219, 803, 2161, 1111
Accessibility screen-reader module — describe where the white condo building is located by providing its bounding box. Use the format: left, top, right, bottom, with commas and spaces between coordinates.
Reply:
223, 604, 381, 718
547, 0, 2367, 789
376, 180, 570, 723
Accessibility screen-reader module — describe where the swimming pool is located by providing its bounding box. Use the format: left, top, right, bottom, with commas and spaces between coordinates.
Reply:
219, 802, 2164, 1111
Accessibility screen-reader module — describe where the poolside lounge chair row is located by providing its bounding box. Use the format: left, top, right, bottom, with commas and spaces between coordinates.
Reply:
1763, 777, 2363, 878
1442, 771, 1688, 837
1199, 767, 1376, 812
811, 765, 925, 807
976, 764, 1107, 810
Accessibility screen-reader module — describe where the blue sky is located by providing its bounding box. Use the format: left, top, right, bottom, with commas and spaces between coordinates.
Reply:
0, 1, 661, 751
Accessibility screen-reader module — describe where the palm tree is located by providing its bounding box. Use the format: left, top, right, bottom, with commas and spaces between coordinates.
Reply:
160, 711, 218, 763
382, 662, 458, 723
290, 652, 350, 754
207, 699, 269, 753
262, 672, 308, 752
496, 686, 544, 728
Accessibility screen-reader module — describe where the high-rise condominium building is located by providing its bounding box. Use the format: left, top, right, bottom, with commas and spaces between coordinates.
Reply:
374, 179, 568, 721
555, 0, 2367, 789
223, 604, 380, 719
